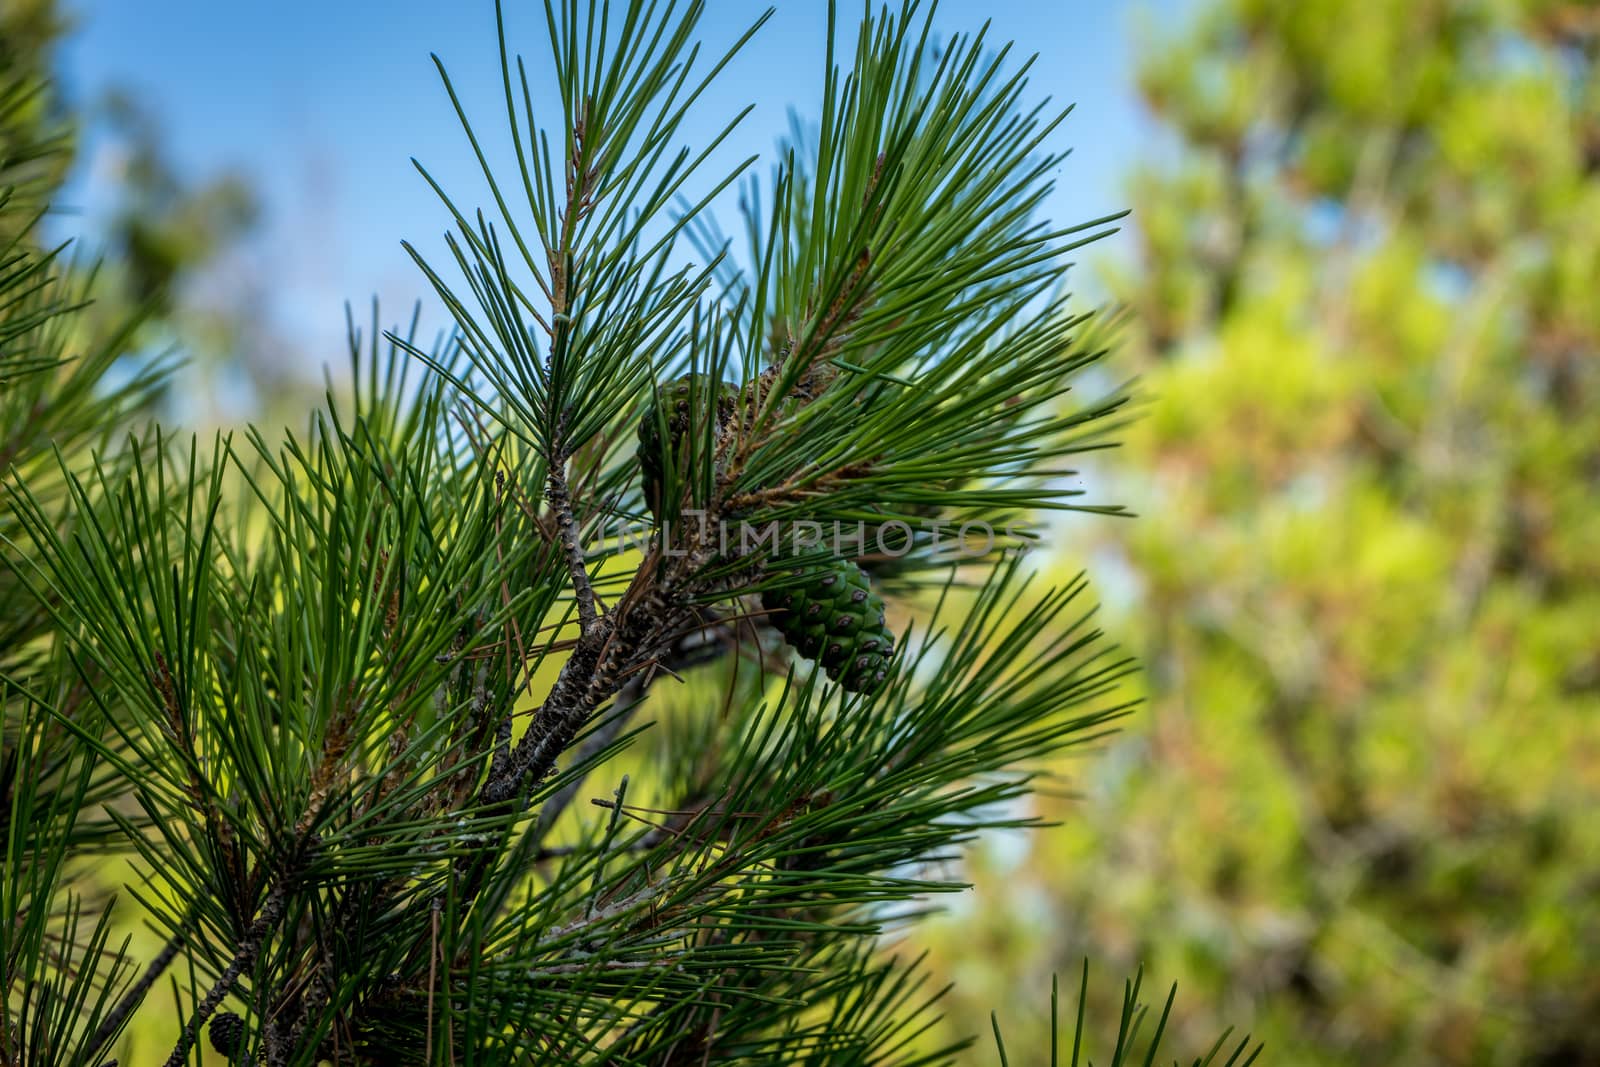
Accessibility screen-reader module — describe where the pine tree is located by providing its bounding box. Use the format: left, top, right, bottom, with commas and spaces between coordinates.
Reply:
3, 3, 1257, 1064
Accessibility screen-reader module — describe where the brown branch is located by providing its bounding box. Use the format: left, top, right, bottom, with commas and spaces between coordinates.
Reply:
546, 455, 600, 634
721, 460, 877, 514
533, 617, 735, 842
484, 528, 715, 807
84, 926, 186, 1059
537, 98, 605, 636
531, 670, 650, 843
163, 882, 288, 1067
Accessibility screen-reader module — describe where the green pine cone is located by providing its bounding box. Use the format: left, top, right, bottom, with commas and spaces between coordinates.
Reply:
637, 374, 737, 518
762, 558, 894, 694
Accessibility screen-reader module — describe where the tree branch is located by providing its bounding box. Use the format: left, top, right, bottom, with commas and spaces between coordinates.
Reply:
532, 669, 649, 841
85, 926, 186, 1061
546, 455, 599, 633
162, 883, 287, 1067
533, 616, 735, 841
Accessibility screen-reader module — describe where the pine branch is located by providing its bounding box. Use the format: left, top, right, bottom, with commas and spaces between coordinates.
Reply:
546, 454, 600, 633
479, 556, 690, 806
0, 3, 1231, 1063
85, 927, 186, 1061
163, 882, 287, 1067
535, 612, 736, 841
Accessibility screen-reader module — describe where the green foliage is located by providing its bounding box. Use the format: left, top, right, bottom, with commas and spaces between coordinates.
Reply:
2, 1, 1254, 1064
990, 964, 1260, 1067
929, 1, 1600, 1063
1, 9, 181, 1063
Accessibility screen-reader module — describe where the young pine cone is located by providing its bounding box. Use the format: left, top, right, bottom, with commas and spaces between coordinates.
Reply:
636, 373, 737, 518
762, 558, 894, 694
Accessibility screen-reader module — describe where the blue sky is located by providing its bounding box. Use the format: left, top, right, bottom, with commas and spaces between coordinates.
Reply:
51, 1, 1177, 373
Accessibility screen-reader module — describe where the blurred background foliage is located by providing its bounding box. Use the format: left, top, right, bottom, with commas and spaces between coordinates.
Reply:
12, 0, 1599, 1062
2, 3, 287, 1060
925, 0, 1600, 1064
5, 0, 304, 426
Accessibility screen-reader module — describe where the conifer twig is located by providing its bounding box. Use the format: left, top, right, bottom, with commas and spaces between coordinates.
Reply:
533, 670, 650, 841
163, 884, 287, 1067
533, 615, 735, 840
546, 456, 599, 633
85, 927, 186, 1060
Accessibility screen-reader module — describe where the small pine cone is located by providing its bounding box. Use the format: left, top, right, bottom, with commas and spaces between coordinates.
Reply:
637, 374, 737, 518
209, 1011, 246, 1058
762, 558, 894, 694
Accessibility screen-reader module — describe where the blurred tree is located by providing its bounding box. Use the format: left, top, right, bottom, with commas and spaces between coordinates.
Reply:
4, 0, 261, 308
86, 86, 301, 422
927, 1, 1600, 1064
7, 0, 303, 423
0, 0, 72, 235
96, 87, 258, 315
